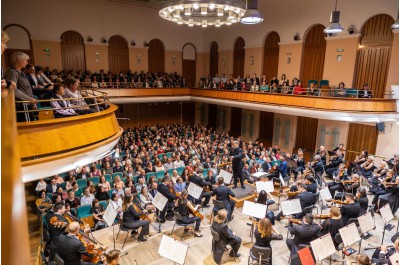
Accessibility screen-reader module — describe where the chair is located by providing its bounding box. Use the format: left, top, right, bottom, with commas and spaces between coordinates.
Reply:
77, 204, 92, 218
61, 182, 67, 190
104, 174, 112, 183
166, 152, 173, 158
311, 192, 320, 214
99, 200, 108, 210
248, 246, 272, 265
203, 168, 209, 178
303, 205, 314, 216
112, 172, 123, 180
156, 170, 165, 181
170, 211, 196, 241
334, 233, 345, 257
95, 164, 102, 170
176, 166, 185, 176
167, 168, 175, 176
88, 176, 100, 186
308, 80, 318, 87
157, 153, 165, 160
54, 253, 65, 265
211, 199, 225, 223
108, 189, 116, 199
77, 178, 88, 189
116, 220, 135, 250
46, 193, 54, 201
146, 172, 156, 182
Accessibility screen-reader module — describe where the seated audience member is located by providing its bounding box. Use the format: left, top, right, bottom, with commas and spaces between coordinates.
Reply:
46, 178, 61, 194
358, 83, 372, 98
89, 165, 102, 178
64, 77, 96, 115
65, 190, 80, 209
113, 183, 125, 198
174, 176, 187, 192
25, 64, 51, 98
50, 84, 77, 118
308, 81, 319, 96
95, 185, 109, 201
293, 80, 305, 95
91, 199, 107, 230
77, 166, 90, 179
259, 81, 269, 92
139, 186, 155, 213
335, 82, 347, 97
37, 190, 52, 214
36, 66, 54, 88
35, 178, 48, 192
80, 187, 95, 206
98, 175, 111, 192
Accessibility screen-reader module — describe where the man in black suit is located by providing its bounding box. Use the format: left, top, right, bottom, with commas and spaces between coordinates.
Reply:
340, 193, 361, 225
325, 150, 343, 179
294, 184, 315, 219
44, 202, 68, 262
189, 169, 212, 207
211, 209, 242, 264
157, 176, 177, 222
312, 155, 324, 184
211, 177, 236, 221
286, 213, 320, 254
231, 141, 245, 189
355, 187, 369, 215
57, 222, 98, 265
358, 83, 372, 98
46, 178, 61, 194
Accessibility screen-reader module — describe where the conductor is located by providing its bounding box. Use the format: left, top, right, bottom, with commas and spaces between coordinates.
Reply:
231, 141, 245, 189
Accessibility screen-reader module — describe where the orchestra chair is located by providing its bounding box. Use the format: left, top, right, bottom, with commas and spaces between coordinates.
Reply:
334, 233, 345, 258
54, 253, 65, 265
116, 219, 136, 250
170, 211, 196, 241
311, 192, 320, 215
248, 245, 272, 265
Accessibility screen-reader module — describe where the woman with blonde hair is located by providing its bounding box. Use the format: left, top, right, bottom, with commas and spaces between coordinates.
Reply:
254, 218, 283, 257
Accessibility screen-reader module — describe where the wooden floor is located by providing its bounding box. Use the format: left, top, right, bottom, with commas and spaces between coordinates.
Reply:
92, 185, 399, 265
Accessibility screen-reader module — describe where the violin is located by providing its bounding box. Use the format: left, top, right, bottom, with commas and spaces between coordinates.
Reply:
286, 191, 301, 198
280, 216, 302, 224
313, 214, 332, 219
341, 180, 357, 185
332, 199, 349, 205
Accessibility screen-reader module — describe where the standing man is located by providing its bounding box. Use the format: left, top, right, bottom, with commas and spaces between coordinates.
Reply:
211, 177, 236, 222
231, 141, 245, 189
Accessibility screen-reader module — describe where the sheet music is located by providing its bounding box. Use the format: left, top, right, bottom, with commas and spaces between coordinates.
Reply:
153, 192, 168, 211
310, 234, 336, 261
251, 172, 268, 178
158, 235, 188, 265
187, 182, 203, 200
281, 199, 302, 215
103, 202, 118, 227
357, 212, 375, 233
242, 201, 268, 219
380, 204, 394, 223
256, 181, 274, 193
389, 253, 399, 265
219, 169, 233, 184
319, 187, 332, 201
339, 223, 361, 247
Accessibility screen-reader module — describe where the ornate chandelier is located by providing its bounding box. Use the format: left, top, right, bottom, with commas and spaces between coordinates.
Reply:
159, 0, 246, 27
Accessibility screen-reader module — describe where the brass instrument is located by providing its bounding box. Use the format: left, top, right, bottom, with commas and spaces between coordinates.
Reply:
313, 214, 332, 219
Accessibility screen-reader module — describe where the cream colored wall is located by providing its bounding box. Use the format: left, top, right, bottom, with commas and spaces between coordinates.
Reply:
277, 43, 303, 81
315, 120, 350, 153
129, 47, 148, 73
322, 36, 360, 88
165, 51, 182, 75
218, 50, 233, 76
84, 44, 109, 72
241, 109, 260, 141
196, 52, 209, 82
375, 122, 399, 160
244, 47, 263, 76
273, 113, 298, 154
31, 39, 62, 70
386, 31, 399, 93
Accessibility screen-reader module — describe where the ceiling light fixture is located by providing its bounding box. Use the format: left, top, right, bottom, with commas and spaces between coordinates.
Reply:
324, 0, 343, 33
159, 0, 245, 27
240, 0, 263, 24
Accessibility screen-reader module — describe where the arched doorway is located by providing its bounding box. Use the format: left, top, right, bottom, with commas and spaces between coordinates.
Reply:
182, 43, 196, 87
300, 24, 326, 86
209, 41, 219, 77
263, 31, 280, 79
60, 30, 85, 71
354, 14, 394, 98
108, 35, 129, 74
148, 39, 165, 73
3, 24, 33, 68
233, 37, 245, 78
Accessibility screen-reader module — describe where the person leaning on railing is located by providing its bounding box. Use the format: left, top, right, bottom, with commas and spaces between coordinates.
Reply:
358, 83, 372, 98
64, 77, 96, 115
50, 83, 78, 118
335, 82, 347, 97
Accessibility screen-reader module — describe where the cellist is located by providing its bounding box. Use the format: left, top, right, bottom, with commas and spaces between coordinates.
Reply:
175, 190, 203, 237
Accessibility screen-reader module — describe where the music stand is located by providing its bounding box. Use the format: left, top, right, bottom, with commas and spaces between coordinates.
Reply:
379, 204, 395, 245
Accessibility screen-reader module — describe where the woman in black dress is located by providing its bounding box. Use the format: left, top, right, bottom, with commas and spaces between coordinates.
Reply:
253, 218, 283, 260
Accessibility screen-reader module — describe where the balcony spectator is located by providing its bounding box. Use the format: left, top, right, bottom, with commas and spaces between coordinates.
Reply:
259, 81, 269, 92
280, 74, 289, 86
358, 83, 372, 98
293, 80, 305, 95
270, 76, 279, 86
251, 73, 260, 86
64, 77, 96, 115
308, 82, 319, 96
244, 74, 251, 85
35, 66, 53, 89
221, 74, 228, 84
250, 81, 259, 91
292, 77, 299, 87
335, 82, 347, 97
25, 64, 51, 98
50, 84, 78, 118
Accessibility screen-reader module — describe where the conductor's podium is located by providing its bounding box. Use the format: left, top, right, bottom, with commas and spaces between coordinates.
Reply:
18, 103, 122, 183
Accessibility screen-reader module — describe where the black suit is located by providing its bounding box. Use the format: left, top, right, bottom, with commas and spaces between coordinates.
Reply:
340, 202, 361, 225
44, 212, 68, 261
211, 185, 236, 220
57, 234, 94, 265
286, 222, 320, 254
46, 183, 61, 194
320, 218, 344, 247
325, 156, 343, 179
313, 160, 324, 175
157, 183, 177, 220
211, 221, 242, 264
356, 196, 369, 215
231, 148, 244, 188
190, 174, 212, 206
295, 192, 315, 218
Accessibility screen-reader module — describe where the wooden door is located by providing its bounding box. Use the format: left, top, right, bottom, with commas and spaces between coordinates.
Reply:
210, 42, 219, 77
108, 35, 129, 74
259, 112, 275, 146
295, 116, 318, 152
182, 60, 196, 87
148, 39, 165, 73
60, 31, 85, 71
208, 104, 217, 129
233, 37, 245, 78
263, 32, 280, 79
346, 123, 378, 162
230, 107, 242, 137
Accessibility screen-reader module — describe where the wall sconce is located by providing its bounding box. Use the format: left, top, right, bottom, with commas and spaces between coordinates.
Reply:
222, 57, 226, 66
87, 36, 93, 42
172, 56, 176, 65
143, 41, 149, 47
348, 25, 355, 35
137, 54, 141, 64
293, 33, 300, 41
250, 55, 254, 65
130, 40, 136, 46
287, 57, 291, 64
101, 37, 107, 43
94, 52, 100, 63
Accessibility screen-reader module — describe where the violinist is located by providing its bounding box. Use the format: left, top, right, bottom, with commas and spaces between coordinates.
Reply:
45, 202, 68, 262
56, 222, 96, 265
311, 155, 324, 178
157, 176, 178, 222
355, 187, 369, 215
175, 191, 203, 237
255, 190, 276, 224
360, 156, 375, 179
340, 193, 361, 225
334, 174, 360, 199
319, 206, 344, 247
276, 184, 314, 220
121, 194, 150, 242
371, 238, 399, 265
286, 213, 320, 255
211, 177, 236, 222
325, 150, 343, 179
315, 146, 327, 165
375, 175, 399, 212
369, 161, 388, 194
304, 176, 318, 194
328, 163, 348, 197
253, 218, 283, 256
189, 169, 212, 207
294, 148, 305, 176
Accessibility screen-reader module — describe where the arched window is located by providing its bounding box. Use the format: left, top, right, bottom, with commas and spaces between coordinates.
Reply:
148, 39, 165, 73
263, 31, 280, 79
300, 24, 326, 87
354, 14, 394, 98
182, 43, 196, 87
108, 35, 129, 74
233, 37, 245, 78
60, 30, 85, 71
209, 41, 219, 77
3, 24, 33, 68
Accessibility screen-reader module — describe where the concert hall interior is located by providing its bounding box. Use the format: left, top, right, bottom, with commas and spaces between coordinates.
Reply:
2, 0, 399, 264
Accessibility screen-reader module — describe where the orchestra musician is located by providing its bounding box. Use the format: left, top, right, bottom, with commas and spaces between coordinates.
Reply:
293, 148, 305, 176
325, 150, 343, 179
121, 194, 150, 242
375, 176, 399, 213
253, 218, 283, 256
231, 141, 245, 189
211, 177, 236, 222
371, 238, 399, 265
276, 184, 314, 220
103, 249, 121, 265
189, 169, 212, 207
334, 174, 360, 199
340, 193, 361, 225
311, 155, 324, 180
175, 191, 203, 237
356, 254, 371, 265
315, 146, 327, 165
355, 187, 369, 215
277, 156, 288, 180
369, 161, 388, 194
45, 202, 69, 262
319, 206, 344, 247
56, 222, 97, 265
211, 209, 242, 263
327, 163, 348, 197
255, 190, 276, 224
286, 213, 320, 255
157, 176, 178, 222
304, 176, 318, 194
360, 156, 375, 179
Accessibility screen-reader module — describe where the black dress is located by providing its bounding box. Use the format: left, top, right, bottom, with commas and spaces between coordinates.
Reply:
254, 226, 283, 256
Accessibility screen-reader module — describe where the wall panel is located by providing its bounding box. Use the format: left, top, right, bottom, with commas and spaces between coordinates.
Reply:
346, 123, 378, 162
148, 39, 165, 73
108, 35, 129, 74
263, 32, 280, 79
233, 37, 245, 77
295, 116, 318, 152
